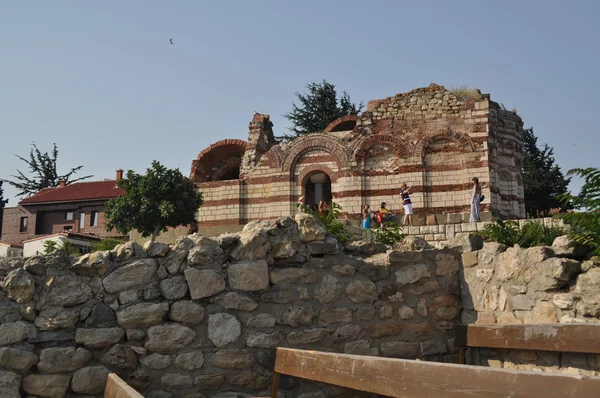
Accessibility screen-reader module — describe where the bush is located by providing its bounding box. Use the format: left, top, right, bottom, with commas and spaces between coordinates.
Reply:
298, 202, 353, 244
43, 240, 82, 256
479, 219, 566, 248
90, 238, 126, 252
371, 222, 405, 245
558, 167, 600, 255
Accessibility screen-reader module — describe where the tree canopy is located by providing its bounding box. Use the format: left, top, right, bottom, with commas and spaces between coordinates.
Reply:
281, 80, 363, 139
104, 161, 203, 241
2, 143, 92, 198
558, 167, 600, 255
522, 127, 571, 217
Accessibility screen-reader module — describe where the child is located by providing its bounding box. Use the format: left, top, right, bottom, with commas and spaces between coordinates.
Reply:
378, 202, 392, 228
362, 204, 372, 239
400, 183, 413, 226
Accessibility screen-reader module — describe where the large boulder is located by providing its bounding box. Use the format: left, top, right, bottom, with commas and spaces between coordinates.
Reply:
145, 324, 195, 354
3, 268, 35, 303
447, 233, 483, 253
187, 236, 226, 266
163, 236, 194, 274
143, 241, 170, 257
530, 258, 582, 291
71, 251, 110, 277
38, 347, 92, 373
37, 274, 92, 310
0, 321, 37, 346
116, 302, 169, 328
24, 252, 72, 275
227, 260, 269, 291
71, 366, 111, 395
23, 374, 70, 398
230, 221, 273, 261
0, 347, 38, 371
295, 213, 326, 243
184, 268, 225, 299
208, 313, 241, 347
102, 258, 158, 294
552, 235, 591, 259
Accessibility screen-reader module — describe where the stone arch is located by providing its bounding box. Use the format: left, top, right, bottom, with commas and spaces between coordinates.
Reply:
281, 134, 351, 173
354, 134, 409, 161
297, 165, 338, 187
191, 139, 247, 182
415, 128, 475, 157
323, 115, 359, 133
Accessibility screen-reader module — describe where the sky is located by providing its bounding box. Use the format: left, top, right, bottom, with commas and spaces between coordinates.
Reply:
1, 1, 598, 206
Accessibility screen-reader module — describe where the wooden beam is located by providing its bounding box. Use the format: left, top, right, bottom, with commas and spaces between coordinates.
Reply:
104, 373, 144, 398
456, 324, 600, 354
274, 347, 600, 398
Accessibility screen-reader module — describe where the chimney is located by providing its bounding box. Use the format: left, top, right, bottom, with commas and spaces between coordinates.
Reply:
59, 179, 66, 187
116, 169, 124, 180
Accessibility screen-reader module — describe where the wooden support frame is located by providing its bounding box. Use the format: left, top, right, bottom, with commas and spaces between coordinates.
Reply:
272, 347, 600, 397
456, 324, 600, 354
104, 373, 144, 398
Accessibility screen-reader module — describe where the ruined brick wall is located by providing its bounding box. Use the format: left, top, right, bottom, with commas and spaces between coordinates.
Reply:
191, 84, 525, 232
459, 234, 600, 375
0, 215, 461, 397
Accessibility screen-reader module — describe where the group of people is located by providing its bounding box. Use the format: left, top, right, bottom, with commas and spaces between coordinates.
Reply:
361, 177, 483, 233
298, 197, 331, 216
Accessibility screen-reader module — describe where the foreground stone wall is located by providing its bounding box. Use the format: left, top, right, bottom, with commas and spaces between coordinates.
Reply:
0, 214, 462, 398
458, 234, 600, 375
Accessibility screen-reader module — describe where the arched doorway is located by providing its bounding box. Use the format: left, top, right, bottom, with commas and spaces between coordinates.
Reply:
304, 172, 332, 208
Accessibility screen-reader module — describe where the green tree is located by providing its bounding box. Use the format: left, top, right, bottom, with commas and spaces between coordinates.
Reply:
2, 143, 92, 198
558, 168, 600, 255
104, 161, 203, 241
522, 128, 571, 217
281, 80, 363, 139
0, 181, 8, 239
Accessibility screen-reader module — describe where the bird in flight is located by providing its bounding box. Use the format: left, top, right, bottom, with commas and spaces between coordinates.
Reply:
169, 38, 174, 45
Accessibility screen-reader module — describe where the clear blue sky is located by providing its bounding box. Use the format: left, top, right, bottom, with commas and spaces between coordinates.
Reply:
1, 1, 598, 206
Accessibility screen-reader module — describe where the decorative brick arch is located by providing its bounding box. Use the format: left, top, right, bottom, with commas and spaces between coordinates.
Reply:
323, 115, 359, 133
263, 146, 284, 168
281, 134, 351, 173
415, 128, 475, 157
353, 134, 409, 161
297, 165, 338, 187
191, 139, 247, 181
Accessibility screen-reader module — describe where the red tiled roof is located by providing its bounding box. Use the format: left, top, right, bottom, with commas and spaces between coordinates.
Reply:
19, 180, 124, 205
0, 241, 24, 248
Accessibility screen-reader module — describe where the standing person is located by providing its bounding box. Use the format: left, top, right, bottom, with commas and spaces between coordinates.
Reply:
469, 177, 481, 222
318, 200, 330, 216
400, 183, 413, 226
362, 204, 372, 239
297, 196, 307, 213
378, 202, 392, 228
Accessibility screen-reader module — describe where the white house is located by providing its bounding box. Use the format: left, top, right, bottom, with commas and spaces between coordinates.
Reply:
22, 232, 101, 258
0, 242, 23, 258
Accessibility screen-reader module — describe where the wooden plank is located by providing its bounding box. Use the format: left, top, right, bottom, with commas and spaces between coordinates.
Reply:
274, 347, 600, 398
104, 373, 144, 398
270, 372, 280, 398
456, 324, 600, 354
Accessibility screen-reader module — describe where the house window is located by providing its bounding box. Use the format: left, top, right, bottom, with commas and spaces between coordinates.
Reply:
90, 211, 98, 227
65, 211, 74, 221
19, 217, 28, 233
79, 213, 86, 229
64, 226, 73, 232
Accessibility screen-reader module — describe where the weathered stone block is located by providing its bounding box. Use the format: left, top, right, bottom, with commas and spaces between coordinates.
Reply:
314, 275, 342, 304
145, 324, 195, 353
246, 314, 276, 328
102, 258, 158, 294
175, 351, 205, 370
75, 327, 124, 349
380, 341, 419, 358
169, 300, 204, 324
228, 260, 269, 291
0, 347, 38, 371
287, 328, 329, 345
247, 332, 285, 348
38, 347, 91, 373
210, 348, 253, 369
332, 324, 361, 342
0, 370, 20, 398
159, 275, 188, 300
345, 280, 378, 303
23, 374, 70, 398
395, 264, 431, 285
184, 268, 225, 299
4, 268, 35, 303
208, 313, 241, 347
116, 302, 169, 328
318, 307, 352, 326
270, 268, 317, 284
461, 251, 479, 268
215, 292, 258, 311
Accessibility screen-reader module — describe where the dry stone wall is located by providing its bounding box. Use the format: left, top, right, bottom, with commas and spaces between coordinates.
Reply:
0, 214, 462, 398
458, 234, 600, 376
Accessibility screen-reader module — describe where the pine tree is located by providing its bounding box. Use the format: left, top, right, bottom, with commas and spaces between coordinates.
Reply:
2, 143, 92, 198
522, 128, 571, 217
281, 80, 363, 139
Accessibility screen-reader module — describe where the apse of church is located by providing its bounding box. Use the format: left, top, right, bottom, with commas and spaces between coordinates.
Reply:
190, 84, 525, 235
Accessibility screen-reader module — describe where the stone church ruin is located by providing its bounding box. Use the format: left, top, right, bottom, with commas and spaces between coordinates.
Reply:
191, 83, 525, 236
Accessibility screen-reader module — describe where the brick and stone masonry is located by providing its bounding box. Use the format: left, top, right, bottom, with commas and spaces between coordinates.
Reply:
190, 83, 525, 236
1, 214, 598, 397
